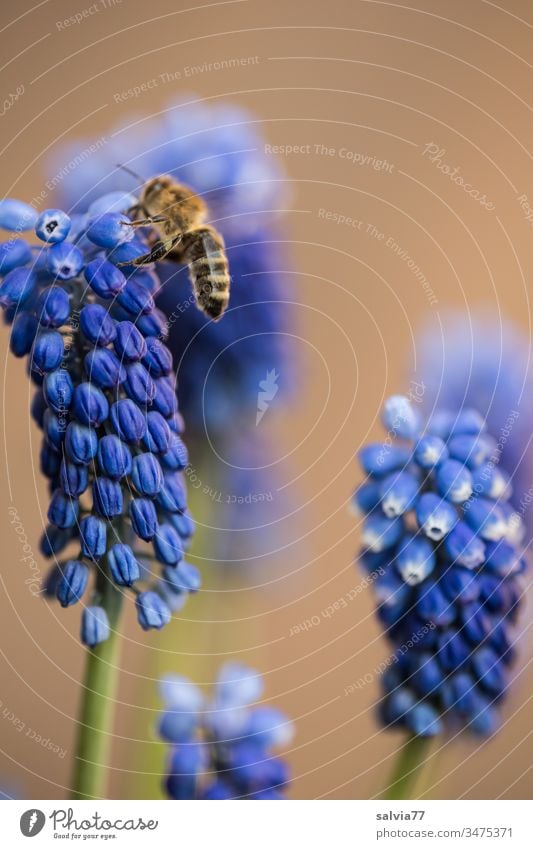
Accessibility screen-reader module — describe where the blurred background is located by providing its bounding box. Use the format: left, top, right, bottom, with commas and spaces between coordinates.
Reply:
1, 0, 533, 800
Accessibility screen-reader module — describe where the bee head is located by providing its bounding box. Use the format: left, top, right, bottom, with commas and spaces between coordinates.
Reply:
141, 175, 173, 205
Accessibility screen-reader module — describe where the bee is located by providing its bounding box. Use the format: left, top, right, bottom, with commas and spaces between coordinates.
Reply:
118, 172, 230, 320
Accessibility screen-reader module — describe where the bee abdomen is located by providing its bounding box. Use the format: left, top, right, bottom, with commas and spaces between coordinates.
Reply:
183, 227, 230, 320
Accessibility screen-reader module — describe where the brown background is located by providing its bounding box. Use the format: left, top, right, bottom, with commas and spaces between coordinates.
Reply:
1, 0, 532, 800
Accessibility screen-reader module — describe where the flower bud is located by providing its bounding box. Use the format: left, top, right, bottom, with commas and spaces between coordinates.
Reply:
131, 452, 163, 496
47, 242, 83, 280
84, 258, 126, 298
32, 330, 64, 373
56, 560, 89, 607
47, 489, 79, 528
36, 286, 70, 328
152, 377, 178, 418
129, 497, 158, 541
84, 347, 126, 389
79, 515, 107, 559
154, 523, 184, 565
60, 458, 89, 497
35, 209, 71, 243
80, 303, 116, 346
143, 411, 171, 454
113, 320, 147, 362
97, 434, 132, 479
81, 606, 110, 647
160, 433, 188, 470
43, 369, 74, 413
142, 337, 172, 377
73, 382, 109, 427
110, 398, 146, 443
65, 422, 98, 464
0, 198, 37, 231
92, 476, 123, 518
107, 543, 140, 586
123, 362, 155, 405
87, 213, 134, 248
10, 312, 38, 357
136, 591, 171, 630
0, 238, 32, 274
0, 267, 37, 308
157, 473, 186, 513
117, 279, 154, 316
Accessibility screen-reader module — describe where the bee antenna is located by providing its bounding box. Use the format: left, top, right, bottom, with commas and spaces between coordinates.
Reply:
116, 163, 145, 183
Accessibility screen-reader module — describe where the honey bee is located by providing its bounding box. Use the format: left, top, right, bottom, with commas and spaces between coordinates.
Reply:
118, 172, 230, 321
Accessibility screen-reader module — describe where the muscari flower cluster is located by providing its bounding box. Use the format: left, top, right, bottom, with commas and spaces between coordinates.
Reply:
159, 663, 294, 800
354, 395, 526, 737
0, 195, 199, 646
46, 97, 295, 435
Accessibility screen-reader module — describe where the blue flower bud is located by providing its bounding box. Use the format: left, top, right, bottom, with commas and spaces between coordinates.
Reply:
437, 629, 471, 672
449, 408, 486, 436
417, 580, 456, 627
113, 320, 147, 362
169, 511, 195, 542
0, 267, 37, 308
56, 560, 89, 607
165, 742, 204, 799
107, 543, 140, 586
373, 567, 410, 613
72, 382, 109, 426
413, 434, 448, 468
97, 434, 132, 479
0, 198, 37, 231
39, 524, 73, 557
379, 471, 419, 518
447, 433, 495, 470
84, 347, 126, 389
31, 389, 46, 427
381, 395, 420, 439
43, 368, 74, 413
464, 497, 508, 541
472, 647, 505, 695
160, 433, 188, 471
411, 653, 443, 697
156, 580, 188, 612
87, 213, 134, 248
158, 709, 198, 744
358, 443, 411, 477
136, 308, 168, 339
32, 330, 64, 373
46, 242, 84, 280
79, 304, 116, 346
92, 476, 123, 518
48, 489, 79, 528
142, 411, 171, 454
444, 520, 485, 568
123, 362, 155, 405
167, 412, 185, 434
35, 209, 71, 243
154, 523, 184, 565
129, 498, 158, 540
131, 452, 163, 496
84, 258, 126, 298
60, 458, 89, 496
405, 701, 442, 737
361, 513, 404, 552
415, 492, 457, 540
163, 561, 201, 593
157, 473, 187, 513
439, 565, 479, 603
36, 286, 70, 328
142, 337, 173, 377
116, 279, 154, 316
136, 590, 171, 630
395, 534, 435, 585
0, 238, 32, 274
350, 481, 381, 516
65, 422, 98, 464
40, 443, 61, 478
10, 312, 38, 357
152, 376, 178, 418
435, 459, 473, 503
43, 409, 65, 450
88, 191, 137, 217
110, 398, 147, 443
79, 515, 107, 559
106, 237, 149, 271
471, 464, 510, 500
246, 707, 295, 749
483, 540, 521, 577
81, 606, 110, 647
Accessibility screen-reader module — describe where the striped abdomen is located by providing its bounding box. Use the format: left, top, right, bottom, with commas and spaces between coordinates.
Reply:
181, 226, 230, 320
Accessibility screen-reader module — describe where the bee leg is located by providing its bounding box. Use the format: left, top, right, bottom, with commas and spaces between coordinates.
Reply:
122, 215, 171, 227
116, 235, 182, 267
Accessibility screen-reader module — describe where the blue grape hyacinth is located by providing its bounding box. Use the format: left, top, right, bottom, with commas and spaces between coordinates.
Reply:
0, 194, 198, 645
353, 395, 527, 737
159, 663, 294, 799
45, 97, 295, 435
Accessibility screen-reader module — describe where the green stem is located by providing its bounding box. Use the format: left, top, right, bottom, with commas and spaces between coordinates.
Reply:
381, 735, 432, 800
71, 564, 124, 800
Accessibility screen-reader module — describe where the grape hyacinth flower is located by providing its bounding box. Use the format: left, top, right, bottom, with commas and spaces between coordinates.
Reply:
353, 395, 526, 741
159, 663, 294, 800
45, 97, 296, 436
0, 193, 199, 647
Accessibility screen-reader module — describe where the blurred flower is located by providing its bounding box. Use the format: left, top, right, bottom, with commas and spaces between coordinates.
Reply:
159, 663, 294, 799
0, 193, 198, 644
353, 395, 526, 737
44, 97, 296, 437
415, 311, 533, 536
